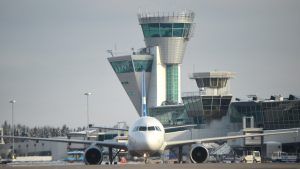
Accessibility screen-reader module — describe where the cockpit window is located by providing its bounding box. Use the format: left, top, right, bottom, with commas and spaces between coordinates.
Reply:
148, 126, 155, 131
139, 126, 147, 131
134, 126, 162, 132
133, 126, 138, 131
155, 126, 161, 131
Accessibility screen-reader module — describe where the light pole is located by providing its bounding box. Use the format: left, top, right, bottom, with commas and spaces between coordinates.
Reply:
84, 92, 92, 129
9, 99, 16, 159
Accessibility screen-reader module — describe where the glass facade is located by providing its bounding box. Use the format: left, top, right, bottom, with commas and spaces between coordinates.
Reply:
110, 60, 133, 73
149, 105, 192, 126
141, 23, 191, 38
196, 78, 228, 88
229, 100, 300, 130
182, 95, 232, 124
166, 64, 178, 103
133, 60, 153, 72
110, 60, 152, 73
150, 95, 232, 126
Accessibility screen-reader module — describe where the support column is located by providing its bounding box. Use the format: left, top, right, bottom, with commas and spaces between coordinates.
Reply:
109, 147, 113, 164
178, 146, 183, 163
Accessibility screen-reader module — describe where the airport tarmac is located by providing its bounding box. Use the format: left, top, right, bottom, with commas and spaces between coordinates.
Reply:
1, 163, 300, 169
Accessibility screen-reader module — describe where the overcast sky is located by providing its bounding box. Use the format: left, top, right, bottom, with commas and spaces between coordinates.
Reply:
0, 0, 299, 128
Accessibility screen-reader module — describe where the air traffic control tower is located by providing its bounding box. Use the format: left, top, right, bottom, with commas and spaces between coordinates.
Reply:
138, 11, 194, 104
108, 11, 194, 117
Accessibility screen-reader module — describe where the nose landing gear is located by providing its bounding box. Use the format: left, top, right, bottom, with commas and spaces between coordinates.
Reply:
143, 153, 150, 164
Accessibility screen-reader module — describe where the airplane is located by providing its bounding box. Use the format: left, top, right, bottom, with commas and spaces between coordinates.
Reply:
1, 71, 298, 165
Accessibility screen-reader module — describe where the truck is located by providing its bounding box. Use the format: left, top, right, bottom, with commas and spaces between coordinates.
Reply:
241, 151, 261, 163
271, 151, 297, 163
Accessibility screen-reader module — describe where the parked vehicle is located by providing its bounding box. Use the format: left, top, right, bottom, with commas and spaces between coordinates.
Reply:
241, 151, 261, 163
0, 157, 12, 164
271, 151, 297, 163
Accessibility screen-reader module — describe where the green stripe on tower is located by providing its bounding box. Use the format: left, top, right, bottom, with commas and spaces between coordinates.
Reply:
166, 64, 179, 104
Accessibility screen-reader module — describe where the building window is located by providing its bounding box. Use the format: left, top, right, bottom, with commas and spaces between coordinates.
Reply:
127, 91, 135, 96
142, 23, 160, 37
173, 23, 184, 37
141, 23, 191, 38
160, 23, 172, 37
110, 60, 134, 73
133, 60, 153, 72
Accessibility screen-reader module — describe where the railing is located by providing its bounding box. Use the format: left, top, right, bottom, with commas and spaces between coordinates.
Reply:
182, 91, 205, 97
182, 91, 199, 97
138, 10, 195, 19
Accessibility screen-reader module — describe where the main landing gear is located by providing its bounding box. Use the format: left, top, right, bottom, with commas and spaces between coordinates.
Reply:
108, 147, 122, 165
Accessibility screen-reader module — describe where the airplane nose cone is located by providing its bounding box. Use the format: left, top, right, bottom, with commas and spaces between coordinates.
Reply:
132, 132, 164, 151
143, 133, 162, 150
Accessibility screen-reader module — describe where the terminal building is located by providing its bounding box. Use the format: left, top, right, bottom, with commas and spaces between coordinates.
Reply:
229, 95, 300, 130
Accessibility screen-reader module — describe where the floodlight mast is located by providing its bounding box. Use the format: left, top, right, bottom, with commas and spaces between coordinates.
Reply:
9, 99, 16, 159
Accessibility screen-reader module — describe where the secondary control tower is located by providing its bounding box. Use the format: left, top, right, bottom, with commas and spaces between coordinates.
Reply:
182, 71, 235, 123
138, 11, 195, 104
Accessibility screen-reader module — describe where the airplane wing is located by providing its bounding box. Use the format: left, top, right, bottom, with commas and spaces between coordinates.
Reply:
164, 124, 197, 133
0, 136, 127, 150
164, 129, 298, 149
90, 127, 128, 131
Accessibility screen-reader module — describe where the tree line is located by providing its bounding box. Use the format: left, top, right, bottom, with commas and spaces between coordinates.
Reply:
1, 121, 86, 143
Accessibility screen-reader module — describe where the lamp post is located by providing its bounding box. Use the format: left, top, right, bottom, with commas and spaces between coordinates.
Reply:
84, 93, 92, 129
9, 99, 16, 159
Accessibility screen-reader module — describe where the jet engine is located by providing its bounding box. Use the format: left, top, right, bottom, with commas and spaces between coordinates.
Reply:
189, 144, 209, 163
84, 146, 103, 165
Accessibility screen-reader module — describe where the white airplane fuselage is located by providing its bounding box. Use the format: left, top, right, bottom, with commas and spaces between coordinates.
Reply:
127, 116, 165, 155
